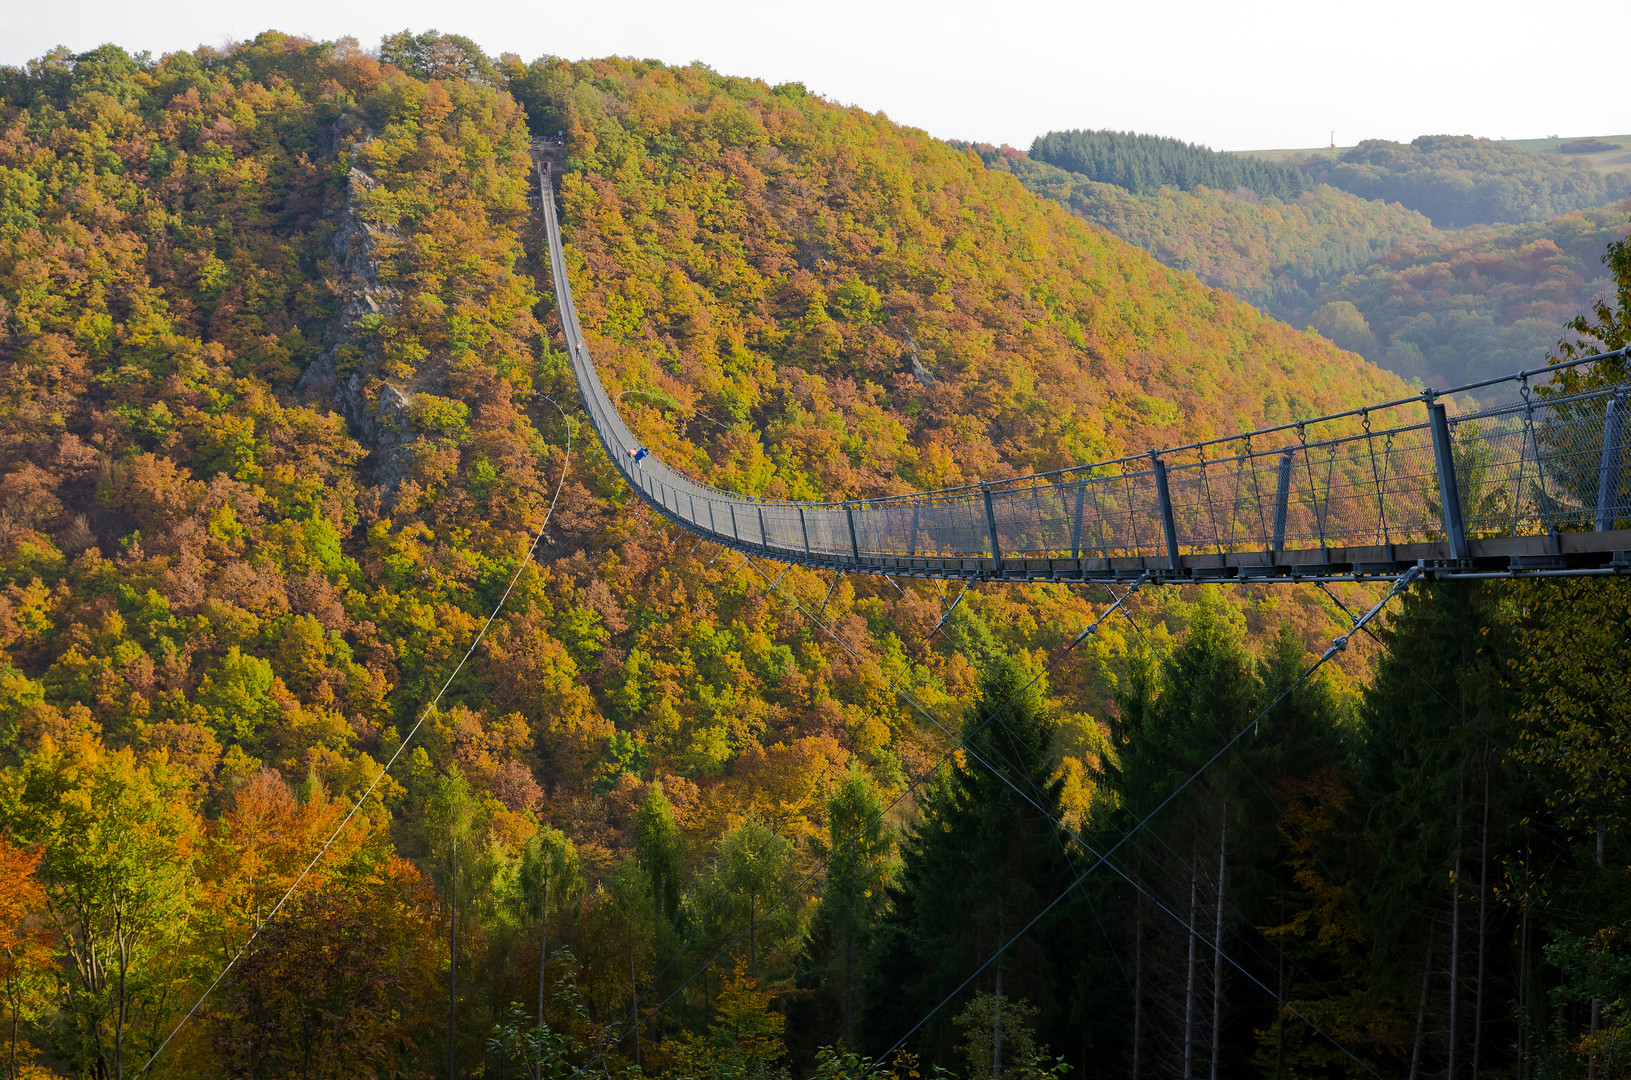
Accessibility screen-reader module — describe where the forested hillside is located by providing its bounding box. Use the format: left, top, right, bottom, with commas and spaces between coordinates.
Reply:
1308, 201, 1631, 386
973, 149, 1439, 324
1299, 135, 1631, 228
981, 143, 1631, 391
0, 31, 1402, 1079
2, 29, 1630, 1080
1028, 129, 1309, 200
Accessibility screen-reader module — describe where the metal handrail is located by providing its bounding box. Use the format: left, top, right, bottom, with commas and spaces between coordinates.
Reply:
535, 154, 1631, 581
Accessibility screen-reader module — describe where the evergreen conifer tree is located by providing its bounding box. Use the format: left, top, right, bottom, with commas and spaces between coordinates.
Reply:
1100, 603, 1262, 1078
861, 655, 1078, 1068
807, 770, 897, 1051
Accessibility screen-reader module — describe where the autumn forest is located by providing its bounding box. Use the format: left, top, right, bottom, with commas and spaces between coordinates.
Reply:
3, 29, 1631, 1080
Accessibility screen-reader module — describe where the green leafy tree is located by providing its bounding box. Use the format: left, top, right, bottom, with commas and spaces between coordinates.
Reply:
0, 737, 198, 1080
696, 821, 805, 985
635, 782, 685, 928
515, 827, 585, 1029
663, 962, 791, 1080
952, 991, 1071, 1080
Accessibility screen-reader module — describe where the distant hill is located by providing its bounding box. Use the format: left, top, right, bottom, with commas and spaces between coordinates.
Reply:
974, 150, 1437, 325
1294, 135, 1631, 228
1309, 200, 1631, 387
1027, 129, 1310, 200
978, 138, 1631, 392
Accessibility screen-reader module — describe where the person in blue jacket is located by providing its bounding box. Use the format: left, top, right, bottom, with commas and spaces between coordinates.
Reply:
627, 446, 650, 465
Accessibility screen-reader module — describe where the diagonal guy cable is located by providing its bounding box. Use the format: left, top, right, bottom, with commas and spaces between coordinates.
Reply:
867, 564, 1420, 1076
766, 559, 1387, 1076
134, 406, 576, 1077
611, 563, 1149, 1048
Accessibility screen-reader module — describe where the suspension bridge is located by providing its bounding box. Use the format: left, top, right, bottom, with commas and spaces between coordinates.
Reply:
129, 144, 1631, 1079
536, 157, 1631, 587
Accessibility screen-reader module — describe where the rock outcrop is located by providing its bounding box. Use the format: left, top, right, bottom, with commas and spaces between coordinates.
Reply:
296, 159, 418, 494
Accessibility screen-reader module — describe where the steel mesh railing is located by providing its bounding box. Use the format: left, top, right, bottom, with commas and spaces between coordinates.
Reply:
538, 161, 1631, 577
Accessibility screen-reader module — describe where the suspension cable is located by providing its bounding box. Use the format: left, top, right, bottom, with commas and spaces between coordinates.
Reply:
609, 562, 1150, 1048
134, 405, 577, 1078
868, 565, 1420, 1074
782, 567, 1390, 1076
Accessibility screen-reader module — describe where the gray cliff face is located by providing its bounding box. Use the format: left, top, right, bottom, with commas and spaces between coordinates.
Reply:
297, 160, 418, 494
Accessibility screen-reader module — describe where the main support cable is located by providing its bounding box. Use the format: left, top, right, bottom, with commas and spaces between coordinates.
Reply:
971, 707, 1381, 1078
869, 565, 1421, 1075
133, 409, 577, 1078
759, 560, 1386, 1075
1088, 575, 1380, 1000
610, 562, 1150, 1049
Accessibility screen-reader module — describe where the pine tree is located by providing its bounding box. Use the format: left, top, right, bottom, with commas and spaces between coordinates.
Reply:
861, 655, 1078, 1069
1103, 602, 1261, 1079
1350, 582, 1521, 1077
809, 769, 898, 1050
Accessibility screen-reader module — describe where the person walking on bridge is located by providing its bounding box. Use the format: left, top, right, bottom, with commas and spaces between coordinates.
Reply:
627, 446, 650, 466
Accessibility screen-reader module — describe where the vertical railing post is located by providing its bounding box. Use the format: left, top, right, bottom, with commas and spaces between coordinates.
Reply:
1271, 450, 1293, 559
908, 502, 920, 558
982, 483, 1003, 574
729, 503, 741, 543
1070, 481, 1085, 560
1150, 453, 1182, 572
1427, 393, 1470, 560
1596, 392, 1627, 532
846, 505, 861, 567
757, 505, 769, 551
799, 507, 811, 557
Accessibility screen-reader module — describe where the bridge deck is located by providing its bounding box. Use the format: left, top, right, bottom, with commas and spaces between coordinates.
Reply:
534, 147, 1631, 585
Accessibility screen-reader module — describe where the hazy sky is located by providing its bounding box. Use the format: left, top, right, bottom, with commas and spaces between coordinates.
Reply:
4, 0, 1626, 152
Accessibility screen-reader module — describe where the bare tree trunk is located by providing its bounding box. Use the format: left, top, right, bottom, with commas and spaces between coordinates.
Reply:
1212, 800, 1227, 1080
534, 869, 553, 1076
1519, 906, 1529, 1080
631, 946, 641, 1072
1474, 753, 1490, 1080
1409, 927, 1434, 1080
992, 964, 1004, 1078
115, 907, 125, 1080
1450, 803, 1463, 1080
1274, 933, 1286, 1080
1133, 896, 1143, 1080
845, 921, 857, 1050
1185, 854, 1198, 1080
846, 838, 858, 1050
1591, 827, 1606, 1079
449, 836, 457, 1080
